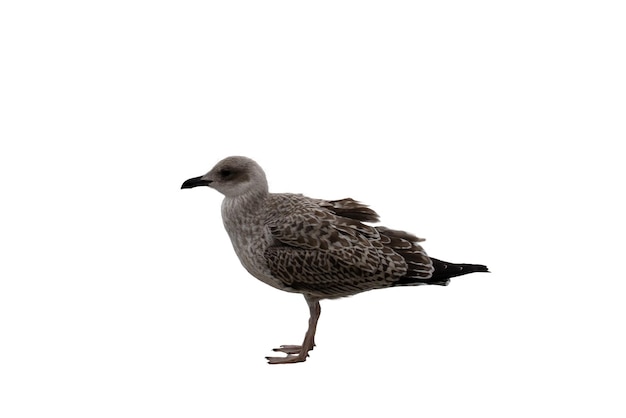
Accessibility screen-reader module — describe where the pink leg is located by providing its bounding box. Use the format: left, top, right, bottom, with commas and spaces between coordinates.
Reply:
266, 295, 321, 364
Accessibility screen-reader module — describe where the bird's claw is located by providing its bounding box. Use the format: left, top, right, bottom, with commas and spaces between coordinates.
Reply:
266, 344, 314, 364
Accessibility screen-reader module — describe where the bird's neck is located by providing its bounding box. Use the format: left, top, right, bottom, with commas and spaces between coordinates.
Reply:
221, 188, 268, 222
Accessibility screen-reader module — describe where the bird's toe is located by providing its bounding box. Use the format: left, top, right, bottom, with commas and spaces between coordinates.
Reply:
266, 354, 308, 364
272, 345, 303, 355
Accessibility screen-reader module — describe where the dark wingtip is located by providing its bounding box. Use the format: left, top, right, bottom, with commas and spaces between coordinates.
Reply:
427, 258, 491, 283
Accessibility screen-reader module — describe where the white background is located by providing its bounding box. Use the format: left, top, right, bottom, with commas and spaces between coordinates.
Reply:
1, 1, 625, 417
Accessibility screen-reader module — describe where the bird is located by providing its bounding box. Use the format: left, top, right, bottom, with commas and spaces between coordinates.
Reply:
181, 156, 489, 364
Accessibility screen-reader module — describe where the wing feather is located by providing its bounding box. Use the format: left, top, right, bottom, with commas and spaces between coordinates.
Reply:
264, 194, 430, 298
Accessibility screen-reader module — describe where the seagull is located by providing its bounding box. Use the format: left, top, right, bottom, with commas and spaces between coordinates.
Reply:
181, 156, 489, 364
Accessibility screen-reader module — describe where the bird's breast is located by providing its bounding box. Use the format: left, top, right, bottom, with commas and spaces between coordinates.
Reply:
221, 200, 288, 291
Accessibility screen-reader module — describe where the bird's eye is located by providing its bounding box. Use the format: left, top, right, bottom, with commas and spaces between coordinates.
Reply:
220, 168, 232, 178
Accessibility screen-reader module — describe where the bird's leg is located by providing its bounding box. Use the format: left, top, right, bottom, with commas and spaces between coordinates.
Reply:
266, 295, 321, 364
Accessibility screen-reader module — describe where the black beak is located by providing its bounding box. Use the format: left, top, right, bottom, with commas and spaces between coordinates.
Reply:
181, 176, 212, 189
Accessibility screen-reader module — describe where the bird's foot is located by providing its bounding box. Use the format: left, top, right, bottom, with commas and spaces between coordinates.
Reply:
272, 344, 303, 355
266, 344, 314, 364
266, 352, 307, 364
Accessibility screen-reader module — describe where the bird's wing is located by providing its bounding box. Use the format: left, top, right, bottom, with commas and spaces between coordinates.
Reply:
318, 198, 380, 223
264, 195, 420, 298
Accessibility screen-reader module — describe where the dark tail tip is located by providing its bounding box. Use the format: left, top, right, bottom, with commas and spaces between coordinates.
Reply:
430, 257, 490, 283
470, 264, 490, 273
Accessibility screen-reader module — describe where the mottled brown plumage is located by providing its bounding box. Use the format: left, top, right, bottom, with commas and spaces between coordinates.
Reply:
181, 156, 489, 364
264, 194, 433, 298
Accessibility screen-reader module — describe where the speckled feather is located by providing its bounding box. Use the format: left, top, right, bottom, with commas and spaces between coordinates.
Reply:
261, 194, 434, 298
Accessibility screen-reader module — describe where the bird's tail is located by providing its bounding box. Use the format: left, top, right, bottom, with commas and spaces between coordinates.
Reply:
427, 257, 490, 286
393, 257, 489, 287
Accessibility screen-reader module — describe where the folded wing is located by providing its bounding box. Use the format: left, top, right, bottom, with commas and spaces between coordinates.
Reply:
264, 195, 433, 298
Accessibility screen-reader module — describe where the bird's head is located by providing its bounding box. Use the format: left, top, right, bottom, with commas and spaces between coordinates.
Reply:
181, 156, 268, 198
